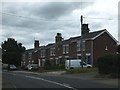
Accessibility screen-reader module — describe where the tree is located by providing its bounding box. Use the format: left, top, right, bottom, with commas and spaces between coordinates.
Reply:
117, 44, 120, 53
1, 38, 26, 66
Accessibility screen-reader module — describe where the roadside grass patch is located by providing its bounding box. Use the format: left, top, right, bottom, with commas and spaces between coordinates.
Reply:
65, 68, 97, 74
32, 64, 66, 73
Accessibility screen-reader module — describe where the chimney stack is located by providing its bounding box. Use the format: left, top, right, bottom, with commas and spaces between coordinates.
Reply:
34, 40, 39, 48
82, 24, 89, 35
55, 33, 63, 43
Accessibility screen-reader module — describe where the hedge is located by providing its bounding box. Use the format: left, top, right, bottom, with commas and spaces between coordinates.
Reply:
44, 64, 65, 71
97, 54, 120, 76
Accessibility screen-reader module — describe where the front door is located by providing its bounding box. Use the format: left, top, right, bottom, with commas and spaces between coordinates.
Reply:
86, 55, 91, 64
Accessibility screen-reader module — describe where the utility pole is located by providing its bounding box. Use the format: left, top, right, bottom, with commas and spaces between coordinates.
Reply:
80, 15, 83, 68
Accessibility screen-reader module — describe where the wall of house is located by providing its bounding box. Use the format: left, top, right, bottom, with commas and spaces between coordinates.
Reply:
69, 41, 77, 59
56, 45, 62, 57
33, 51, 39, 64
93, 32, 117, 66
85, 40, 93, 65
21, 31, 117, 68
85, 40, 92, 53
55, 45, 63, 64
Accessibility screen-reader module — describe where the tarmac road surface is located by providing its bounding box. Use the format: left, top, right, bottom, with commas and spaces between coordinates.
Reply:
2, 70, 119, 90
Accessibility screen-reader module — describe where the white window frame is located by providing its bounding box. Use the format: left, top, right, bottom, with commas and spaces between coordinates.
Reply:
41, 50, 45, 58
62, 44, 69, 54
50, 47, 55, 56
77, 41, 80, 51
82, 40, 86, 51
28, 52, 32, 59
56, 59, 59, 65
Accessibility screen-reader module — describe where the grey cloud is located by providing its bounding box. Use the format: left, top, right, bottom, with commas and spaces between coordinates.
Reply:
3, 1, 116, 49
31, 2, 93, 19
2, 2, 92, 30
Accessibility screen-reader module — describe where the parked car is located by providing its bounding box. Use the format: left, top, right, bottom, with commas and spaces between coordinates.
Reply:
9, 64, 17, 70
25, 64, 38, 71
65, 59, 92, 70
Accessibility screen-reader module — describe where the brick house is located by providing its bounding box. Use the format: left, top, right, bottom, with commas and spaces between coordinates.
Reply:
21, 24, 117, 67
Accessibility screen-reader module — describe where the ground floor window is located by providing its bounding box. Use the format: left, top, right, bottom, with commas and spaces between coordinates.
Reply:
42, 59, 45, 67
56, 58, 62, 65
56, 59, 59, 65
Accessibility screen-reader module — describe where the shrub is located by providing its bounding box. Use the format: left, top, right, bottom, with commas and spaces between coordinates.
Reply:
44, 64, 65, 71
66, 68, 97, 74
97, 54, 120, 77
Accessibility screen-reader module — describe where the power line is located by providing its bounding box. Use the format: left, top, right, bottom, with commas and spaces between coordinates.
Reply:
84, 17, 118, 21
1, 11, 81, 30
0, 11, 78, 21
1, 11, 118, 21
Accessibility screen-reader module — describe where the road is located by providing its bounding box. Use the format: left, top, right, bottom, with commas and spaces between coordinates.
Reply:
2, 70, 118, 90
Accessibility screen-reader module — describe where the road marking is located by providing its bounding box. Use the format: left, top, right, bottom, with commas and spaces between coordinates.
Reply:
25, 75, 78, 90
3, 71, 77, 90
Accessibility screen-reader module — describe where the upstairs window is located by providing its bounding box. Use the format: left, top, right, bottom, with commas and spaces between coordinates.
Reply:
82, 40, 85, 51
77, 41, 80, 51
28, 52, 32, 59
77, 40, 85, 51
41, 50, 45, 58
50, 47, 55, 56
63, 44, 69, 54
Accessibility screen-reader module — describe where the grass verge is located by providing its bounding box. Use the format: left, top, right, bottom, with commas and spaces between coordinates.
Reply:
65, 68, 97, 74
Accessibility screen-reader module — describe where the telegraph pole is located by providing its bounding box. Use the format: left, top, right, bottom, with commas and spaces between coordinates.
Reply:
80, 15, 83, 68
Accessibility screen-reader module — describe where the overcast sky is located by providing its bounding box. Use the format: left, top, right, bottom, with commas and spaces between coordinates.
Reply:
1, 0, 119, 49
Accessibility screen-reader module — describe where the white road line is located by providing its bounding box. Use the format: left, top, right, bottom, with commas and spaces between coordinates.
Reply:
3, 72, 77, 90
25, 75, 78, 90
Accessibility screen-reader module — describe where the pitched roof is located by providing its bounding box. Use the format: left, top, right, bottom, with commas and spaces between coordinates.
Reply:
24, 29, 117, 52
24, 46, 45, 53
70, 29, 106, 41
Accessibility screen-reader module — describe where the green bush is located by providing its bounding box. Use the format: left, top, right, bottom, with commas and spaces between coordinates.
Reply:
97, 54, 120, 77
44, 64, 65, 71
66, 68, 97, 74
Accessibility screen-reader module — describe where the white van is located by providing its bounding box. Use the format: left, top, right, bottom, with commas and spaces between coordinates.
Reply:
65, 59, 92, 70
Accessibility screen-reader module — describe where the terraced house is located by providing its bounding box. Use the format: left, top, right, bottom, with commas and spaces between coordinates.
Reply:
21, 24, 117, 68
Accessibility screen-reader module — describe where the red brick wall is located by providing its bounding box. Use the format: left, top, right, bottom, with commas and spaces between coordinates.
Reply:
85, 40, 92, 53
33, 51, 39, 64
56, 45, 62, 57
93, 32, 117, 66
69, 42, 77, 59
